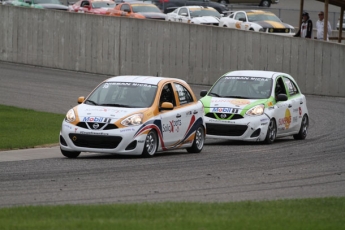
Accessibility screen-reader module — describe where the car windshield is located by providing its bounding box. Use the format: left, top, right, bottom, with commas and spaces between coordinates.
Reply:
86, 82, 158, 108
190, 9, 221, 18
209, 76, 272, 99
32, 0, 62, 4
132, 5, 161, 13
92, 1, 116, 8
247, 13, 281, 22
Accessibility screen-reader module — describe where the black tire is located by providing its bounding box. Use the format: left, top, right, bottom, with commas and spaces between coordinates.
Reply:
260, 0, 271, 7
142, 129, 158, 157
293, 115, 309, 140
61, 149, 81, 158
187, 125, 205, 153
264, 119, 276, 144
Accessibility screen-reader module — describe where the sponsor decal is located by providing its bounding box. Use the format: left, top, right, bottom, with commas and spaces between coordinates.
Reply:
163, 119, 182, 133
293, 108, 299, 113
261, 122, 268, 125
209, 119, 235, 124
260, 118, 268, 122
211, 99, 231, 103
82, 117, 111, 123
80, 131, 109, 135
138, 140, 144, 143
235, 21, 241, 29
299, 107, 302, 116
64, 124, 73, 130
293, 116, 298, 123
230, 99, 251, 106
120, 128, 136, 133
85, 108, 127, 113
278, 109, 291, 129
75, 128, 78, 132
267, 102, 273, 107
186, 111, 192, 116
211, 107, 239, 113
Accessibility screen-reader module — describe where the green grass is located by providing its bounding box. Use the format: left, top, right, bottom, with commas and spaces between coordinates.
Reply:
0, 104, 64, 150
1, 105, 344, 229
0, 198, 344, 230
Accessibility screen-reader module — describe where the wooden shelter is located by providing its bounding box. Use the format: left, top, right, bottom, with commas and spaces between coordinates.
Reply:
298, 0, 344, 42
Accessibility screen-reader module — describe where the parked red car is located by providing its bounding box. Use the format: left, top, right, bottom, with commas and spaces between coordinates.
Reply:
68, 0, 116, 15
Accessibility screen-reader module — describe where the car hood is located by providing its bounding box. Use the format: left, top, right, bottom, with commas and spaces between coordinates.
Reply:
253, 20, 293, 28
38, 3, 69, 10
139, 12, 166, 19
192, 16, 220, 23
200, 96, 271, 113
75, 104, 145, 123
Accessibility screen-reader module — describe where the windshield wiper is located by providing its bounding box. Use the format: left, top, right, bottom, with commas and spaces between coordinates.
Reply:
100, 103, 131, 107
85, 99, 98, 105
223, 95, 250, 99
208, 92, 220, 97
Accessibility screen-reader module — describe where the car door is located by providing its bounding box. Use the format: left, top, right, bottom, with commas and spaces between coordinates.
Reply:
274, 76, 292, 136
234, 11, 249, 30
177, 7, 189, 23
159, 83, 181, 148
282, 76, 303, 133
172, 82, 198, 146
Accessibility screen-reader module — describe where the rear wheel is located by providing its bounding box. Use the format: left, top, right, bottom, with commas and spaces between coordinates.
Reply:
142, 130, 158, 157
264, 119, 276, 144
187, 126, 205, 153
61, 149, 81, 158
260, 0, 271, 7
293, 115, 309, 140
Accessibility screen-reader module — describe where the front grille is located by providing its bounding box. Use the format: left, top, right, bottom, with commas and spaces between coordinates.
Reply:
68, 134, 122, 149
76, 122, 118, 130
268, 28, 290, 33
205, 113, 243, 120
206, 123, 247, 136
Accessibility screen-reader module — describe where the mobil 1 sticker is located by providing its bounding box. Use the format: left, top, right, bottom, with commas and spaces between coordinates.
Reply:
211, 107, 239, 113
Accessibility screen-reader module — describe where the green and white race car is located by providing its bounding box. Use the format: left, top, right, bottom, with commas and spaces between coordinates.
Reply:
199, 70, 309, 143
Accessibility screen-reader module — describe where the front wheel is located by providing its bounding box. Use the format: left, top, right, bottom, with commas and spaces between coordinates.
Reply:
187, 126, 205, 153
260, 0, 271, 7
264, 119, 276, 144
142, 130, 158, 157
61, 149, 81, 158
293, 115, 309, 140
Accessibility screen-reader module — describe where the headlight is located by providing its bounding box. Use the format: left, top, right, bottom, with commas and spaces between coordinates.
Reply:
246, 104, 265, 116
65, 109, 76, 123
121, 113, 143, 126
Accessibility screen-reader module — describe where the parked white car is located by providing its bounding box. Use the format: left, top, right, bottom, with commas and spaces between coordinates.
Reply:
166, 6, 222, 26
219, 10, 295, 36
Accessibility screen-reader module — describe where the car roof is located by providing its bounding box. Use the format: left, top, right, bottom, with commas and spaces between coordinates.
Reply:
223, 70, 291, 79
105, 75, 186, 85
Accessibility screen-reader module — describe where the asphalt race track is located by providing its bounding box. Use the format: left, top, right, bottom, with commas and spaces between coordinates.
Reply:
0, 61, 344, 207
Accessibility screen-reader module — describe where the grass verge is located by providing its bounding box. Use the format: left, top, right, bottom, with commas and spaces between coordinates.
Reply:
0, 198, 344, 229
0, 104, 64, 150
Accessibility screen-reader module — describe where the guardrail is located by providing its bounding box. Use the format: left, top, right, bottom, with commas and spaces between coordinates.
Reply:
0, 5, 344, 97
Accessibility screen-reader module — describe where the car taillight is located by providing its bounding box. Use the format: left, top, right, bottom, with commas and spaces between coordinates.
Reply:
159, 0, 169, 2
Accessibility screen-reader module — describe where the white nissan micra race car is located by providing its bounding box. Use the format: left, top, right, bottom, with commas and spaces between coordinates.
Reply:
199, 70, 309, 143
60, 76, 205, 158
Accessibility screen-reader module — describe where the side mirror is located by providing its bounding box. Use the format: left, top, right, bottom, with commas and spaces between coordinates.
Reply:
276, 94, 288, 102
78, 96, 85, 104
200, 90, 208, 97
239, 17, 246, 22
123, 8, 131, 13
160, 102, 174, 110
